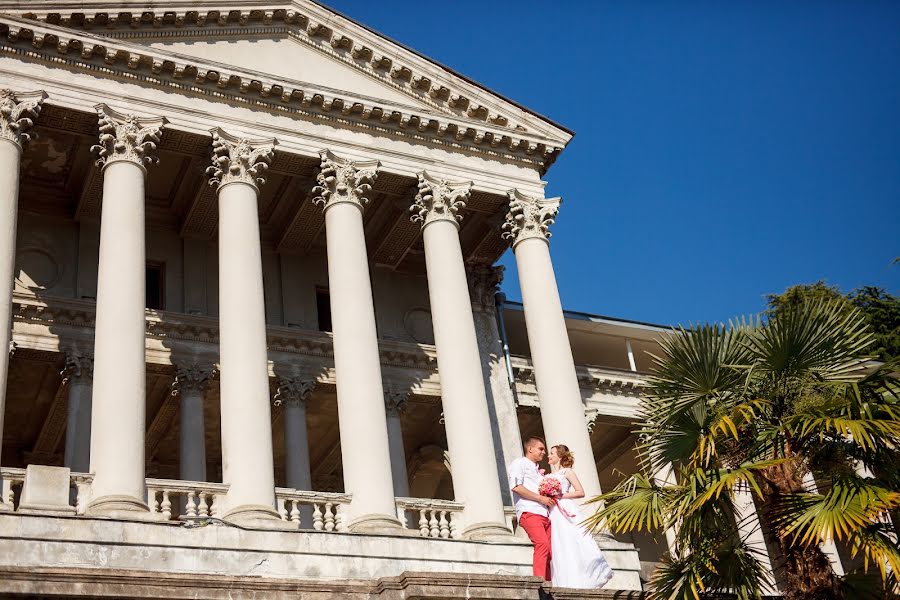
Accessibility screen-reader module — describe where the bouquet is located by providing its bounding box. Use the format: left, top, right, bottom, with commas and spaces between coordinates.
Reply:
538, 475, 575, 518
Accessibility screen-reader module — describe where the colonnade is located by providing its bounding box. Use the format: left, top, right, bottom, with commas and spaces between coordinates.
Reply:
0, 91, 598, 537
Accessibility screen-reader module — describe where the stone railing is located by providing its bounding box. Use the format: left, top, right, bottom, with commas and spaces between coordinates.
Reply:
275, 488, 350, 532
395, 497, 463, 539
0, 467, 92, 513
146, 478, 229, 521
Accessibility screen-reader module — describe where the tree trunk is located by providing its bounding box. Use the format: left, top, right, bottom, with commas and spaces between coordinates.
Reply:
757, 463, 843, 600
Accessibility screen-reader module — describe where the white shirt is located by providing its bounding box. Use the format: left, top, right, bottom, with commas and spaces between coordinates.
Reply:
508, 456, 549, 519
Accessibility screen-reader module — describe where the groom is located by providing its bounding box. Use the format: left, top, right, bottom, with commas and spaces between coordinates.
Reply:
508, 437, 555, 580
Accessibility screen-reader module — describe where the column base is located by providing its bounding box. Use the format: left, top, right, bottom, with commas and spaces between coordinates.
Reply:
462, 521, 514, 542
224, 504, 294, 530
86, 495, 152, 519
348, 513, 403, 534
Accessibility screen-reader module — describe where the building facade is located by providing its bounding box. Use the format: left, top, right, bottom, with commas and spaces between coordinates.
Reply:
0, 1, 779, 597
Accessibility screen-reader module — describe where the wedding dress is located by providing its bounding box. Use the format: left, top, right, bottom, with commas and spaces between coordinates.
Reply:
548, 468, 614, 589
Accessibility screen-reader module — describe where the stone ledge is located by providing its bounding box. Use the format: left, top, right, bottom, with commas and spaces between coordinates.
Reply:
0, 566, 644, 599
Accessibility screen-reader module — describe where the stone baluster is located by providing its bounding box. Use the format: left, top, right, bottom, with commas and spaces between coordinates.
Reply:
206, 129, 281, 526
87, 105, 166, 516
502, 190, 602, 500
172, 363, 212, 482
409, 172, 509, 540
0, 89, 46, 510
310, 150, 400, 532
61, 350, 94, 473
384, 388, 411, 498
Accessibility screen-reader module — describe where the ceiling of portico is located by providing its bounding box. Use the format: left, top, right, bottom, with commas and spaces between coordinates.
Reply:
18, 104, 514, 273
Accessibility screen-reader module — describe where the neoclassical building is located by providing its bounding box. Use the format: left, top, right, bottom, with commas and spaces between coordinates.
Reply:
0, 1, 780, 597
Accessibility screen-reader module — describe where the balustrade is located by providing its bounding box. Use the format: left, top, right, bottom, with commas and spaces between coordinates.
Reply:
395, 497, 463, 539
146, 478, 228, 521
275, 488, 350, 532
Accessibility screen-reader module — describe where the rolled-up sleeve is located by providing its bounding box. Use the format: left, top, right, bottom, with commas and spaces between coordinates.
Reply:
508, 460, 524, 489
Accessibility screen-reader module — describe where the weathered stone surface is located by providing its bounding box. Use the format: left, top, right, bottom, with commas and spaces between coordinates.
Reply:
17, 465, 75, 515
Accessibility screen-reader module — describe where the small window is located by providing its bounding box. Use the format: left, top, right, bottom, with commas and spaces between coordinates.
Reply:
146, 263, 165, 310
316, 287, 332, 332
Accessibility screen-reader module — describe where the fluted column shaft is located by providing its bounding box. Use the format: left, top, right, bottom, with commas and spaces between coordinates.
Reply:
62, 351, 93, 473
0, 90, 44, 495
504, 191, 603, 499
88, 105, 165, 515
312, 151, 400, 531
207, 129, 280, 525
412, 172, 509, 539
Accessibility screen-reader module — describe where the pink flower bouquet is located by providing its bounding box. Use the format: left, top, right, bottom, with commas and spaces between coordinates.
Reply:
538, 476, 563, 499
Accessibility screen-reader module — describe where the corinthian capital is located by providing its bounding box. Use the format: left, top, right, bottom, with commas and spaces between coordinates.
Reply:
384, 388, 410, 417
61, 350, 94, 385
468, 264, 505, 308
0, 89, 47, 147
311, 150, 379, 211
171, 363, 213, 395
410, 171, 472, 228
206, 128, 276, 190
90, 104, 166, 169
502, 190, 561, 247
274, 377, 316, 408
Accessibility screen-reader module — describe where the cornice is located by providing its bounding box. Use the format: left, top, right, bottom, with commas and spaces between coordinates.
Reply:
0, 12, 567, 172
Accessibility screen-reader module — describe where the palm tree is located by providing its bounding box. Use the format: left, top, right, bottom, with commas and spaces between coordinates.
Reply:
586, 300, 900, 599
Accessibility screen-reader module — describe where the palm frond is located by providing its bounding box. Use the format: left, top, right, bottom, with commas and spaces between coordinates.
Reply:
584, 473, 680, 534
848, 522, 900, 585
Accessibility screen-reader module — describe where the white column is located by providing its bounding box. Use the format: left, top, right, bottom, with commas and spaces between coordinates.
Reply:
384, 389, 410, 498
275, 377, 315, 491
206, 129, 281, 526
503, 190, 602, 499
0, 90, 45, 509
734, 486, 780, 596
87, 105, 166, 516
411, 172, 509, 540
311, 151, 400, 531
173, 364, 211, 482
62, 350, 93, 473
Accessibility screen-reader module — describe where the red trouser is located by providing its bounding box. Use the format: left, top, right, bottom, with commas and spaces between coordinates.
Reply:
519, 512, 552, 580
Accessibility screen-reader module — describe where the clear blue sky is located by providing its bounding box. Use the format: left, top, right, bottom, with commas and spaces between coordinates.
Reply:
326, 0, 900, 326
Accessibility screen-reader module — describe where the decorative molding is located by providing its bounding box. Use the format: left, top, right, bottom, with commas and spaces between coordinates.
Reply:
0, 14, 565, 170
311, 150, 379, 212
584, 408, 599, 435
467, 264, 504, 309
171, 363, 213, 395
273, 377, 316, 408
8, 340, 16, 357
502, 190, 561, 248
61, 349, 93, 384
0, 88, 46, 147
90, 104, 166, 169
410, 171, 471, 229
206, 128, 276, 190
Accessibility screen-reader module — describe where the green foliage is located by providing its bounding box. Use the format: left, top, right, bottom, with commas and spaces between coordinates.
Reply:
586, 299, 900, 600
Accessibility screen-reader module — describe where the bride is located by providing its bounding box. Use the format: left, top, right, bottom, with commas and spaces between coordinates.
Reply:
546, 444, 614, 589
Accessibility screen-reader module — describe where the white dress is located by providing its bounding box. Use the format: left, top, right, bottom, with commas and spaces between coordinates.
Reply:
548, 468, 614, 589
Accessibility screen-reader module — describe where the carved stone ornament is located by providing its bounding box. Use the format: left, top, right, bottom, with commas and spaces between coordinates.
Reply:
206, 128, 276, 190
311, 150, 380, 211
584, 408, 599, 435
274, 377, 316, 408
61, 350, 94, 385
90, 104, 166, 170
384, 389, 410, 417
410, 171, 472, 228
171, 363, 213, 395
468, 264, 505, 308
502, 189, 562, 247
0, 89, 47, 147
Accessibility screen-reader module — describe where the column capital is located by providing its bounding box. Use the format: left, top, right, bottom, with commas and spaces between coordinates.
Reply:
384, 388, 410, 417
171, 363, 213, 395
410, 171, 472, 229
61, 350, 94, 385
206, 128, 276, 191
312, 150, 380, 212
274, 377, 316, 408
0, 89, 47, 148
90, 104, 166, 171
468, 264, 505, 309
502, 190, 561, 248
585, 408, 599, 435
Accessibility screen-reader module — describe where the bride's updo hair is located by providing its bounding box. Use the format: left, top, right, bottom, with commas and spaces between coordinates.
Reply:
553, 444, 574, 468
